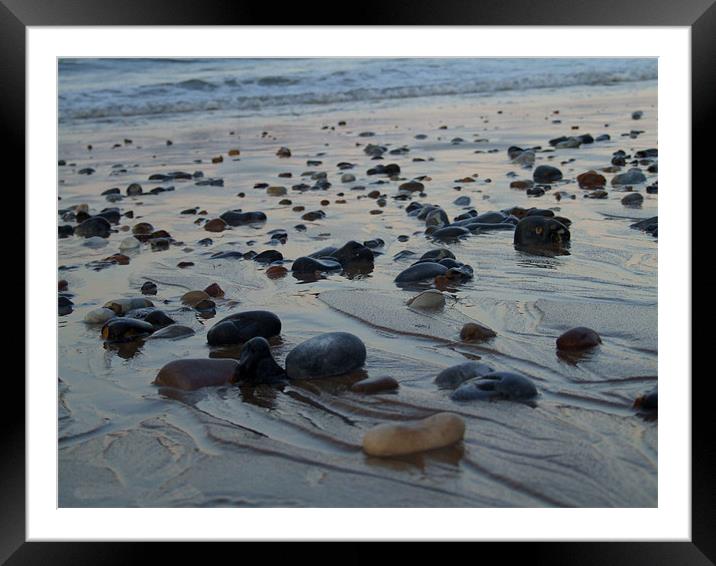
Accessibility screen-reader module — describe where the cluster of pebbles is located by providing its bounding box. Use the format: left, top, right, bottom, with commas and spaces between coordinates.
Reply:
59, 110, 658, 459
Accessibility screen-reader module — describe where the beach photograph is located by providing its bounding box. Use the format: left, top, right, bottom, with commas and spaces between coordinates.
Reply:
57, 57, 658, 508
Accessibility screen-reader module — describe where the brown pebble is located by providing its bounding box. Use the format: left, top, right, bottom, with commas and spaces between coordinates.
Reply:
577, 170, 607, 189
460, 322, 497, 342
350, 376, 399, 394
132, 222, 154, 235
154, 358, 238, 391
510, 180, 534, 190
181, 290, 210, 307
204, 283, 224, 298
58, 280, 68, 291
211, 155, 223, 164
266, 265, 288, 279
104, 253, 130, 265
276, 146, 291, 158
204, 218, 227, 232
556, 327, 602, 350
369, 209, 383, 215
177, 261, 194, 268
228, 149, 240, 156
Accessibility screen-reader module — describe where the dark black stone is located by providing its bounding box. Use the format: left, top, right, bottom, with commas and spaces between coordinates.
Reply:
207, 311, 282, 346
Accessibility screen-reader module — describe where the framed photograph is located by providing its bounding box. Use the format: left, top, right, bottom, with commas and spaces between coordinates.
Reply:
10, 0, 706, 562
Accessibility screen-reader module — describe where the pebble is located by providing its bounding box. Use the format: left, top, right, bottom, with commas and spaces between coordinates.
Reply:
83, 307, 115, 324
119, 236, 140, 251
181, 290, 210, 307
533, 165, 563, 184
510, 180, 534, 190
395, 262, 448, 284
132, 222, 154, 235
75, 216, 112, 238
292, 256, 342, 273
125, 307, 175, 328
101, 318, 155, 342
235, 336, 286, 384
252, 250, 282, 264
205, 218, 227, 232
362, 413, 465, 457
512, 150, 535, 167
350, 376, 399, 394
266, 265, 289, 278
585, 190, 608, 199
434, 361, 495, 389
406, 289, 446, 310
204, 283, 224, 298
451, 372, 538, 401
577, 170, 606, 189
399, 181, 425, 192
514, 216, 570, 249
141, 281, 158, 295
154, 358, 238, 390
58, 296, 73, 315
634, 386, 657, 410
621, 193, 644, 207
207, 310, 282, 346
126, 183, 143, 196
556, 327, 602, 350
146, 324, 195, 340
431, 225, 471, 240
285, 332, 366, 379
460, 322, 497, 341
103, 297, 153, 315
612, 168, 646, 186
220, 211, 267, 226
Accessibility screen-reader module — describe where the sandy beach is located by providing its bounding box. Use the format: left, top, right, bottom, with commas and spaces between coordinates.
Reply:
58, 59, 657, 507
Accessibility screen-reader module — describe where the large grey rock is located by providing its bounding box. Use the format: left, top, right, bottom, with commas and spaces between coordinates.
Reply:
285, 332, 366, 379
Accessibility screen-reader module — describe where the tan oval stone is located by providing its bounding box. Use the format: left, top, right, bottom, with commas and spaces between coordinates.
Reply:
362, 413, 465, 457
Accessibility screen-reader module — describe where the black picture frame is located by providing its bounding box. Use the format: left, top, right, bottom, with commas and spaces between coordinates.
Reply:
7, 1, 706, 563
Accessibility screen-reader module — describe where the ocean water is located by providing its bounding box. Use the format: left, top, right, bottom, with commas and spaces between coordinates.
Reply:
58, 58, 657, 122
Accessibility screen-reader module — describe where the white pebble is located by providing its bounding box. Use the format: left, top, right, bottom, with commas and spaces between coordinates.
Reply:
407, 289, 445, 310
83, 307, 115, 324
362, 412, 465, 457
119, 236, 140, 251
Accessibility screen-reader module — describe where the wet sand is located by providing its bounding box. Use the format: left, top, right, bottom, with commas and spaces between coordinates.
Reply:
58, 82, 657, 507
